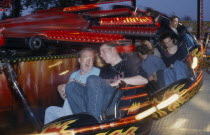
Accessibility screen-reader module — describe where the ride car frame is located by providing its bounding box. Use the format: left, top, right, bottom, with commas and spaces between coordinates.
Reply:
0, 0, 204, 134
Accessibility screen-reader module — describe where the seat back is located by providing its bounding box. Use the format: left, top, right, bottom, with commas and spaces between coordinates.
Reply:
101, 84, 151, 120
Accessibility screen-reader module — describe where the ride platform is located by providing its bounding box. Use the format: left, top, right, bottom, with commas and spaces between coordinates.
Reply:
150, 72, 210, 134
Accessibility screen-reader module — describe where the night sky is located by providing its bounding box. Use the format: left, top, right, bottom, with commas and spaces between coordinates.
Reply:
138, 0, 210, 21
5, 0, 210, 21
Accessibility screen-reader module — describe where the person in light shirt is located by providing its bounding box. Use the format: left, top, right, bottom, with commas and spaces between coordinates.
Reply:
44, 48, 100, 124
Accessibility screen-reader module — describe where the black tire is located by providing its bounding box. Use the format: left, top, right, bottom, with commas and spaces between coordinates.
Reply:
29, 36, 45, 50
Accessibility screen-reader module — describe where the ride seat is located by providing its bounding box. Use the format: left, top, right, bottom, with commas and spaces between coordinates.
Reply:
101, 84, 151, 121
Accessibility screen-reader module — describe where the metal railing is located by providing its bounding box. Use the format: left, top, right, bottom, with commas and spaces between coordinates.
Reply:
202, 32, 210, 73
181, 21, 210, 39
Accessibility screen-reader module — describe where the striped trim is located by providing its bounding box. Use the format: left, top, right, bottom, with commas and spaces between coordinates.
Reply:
121, 93, 148, 100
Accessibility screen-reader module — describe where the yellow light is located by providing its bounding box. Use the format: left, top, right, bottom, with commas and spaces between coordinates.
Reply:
135, 94, 179, 120
157, 94, 179, 110
191, 56, 198, 69
59, 70, 69, 76
135, 107, 157, 120
69, 32, 80, 35
48, 61, 63, 68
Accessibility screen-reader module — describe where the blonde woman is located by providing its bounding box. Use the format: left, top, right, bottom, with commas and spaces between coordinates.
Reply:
142, 40, 161, 57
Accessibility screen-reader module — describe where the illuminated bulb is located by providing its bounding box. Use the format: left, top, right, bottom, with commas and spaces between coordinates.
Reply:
135, 107, 157, 120
135, 94, 179, 120
191, 57, 198, 69
59, 70, 69, 76
157, 94, 179, 109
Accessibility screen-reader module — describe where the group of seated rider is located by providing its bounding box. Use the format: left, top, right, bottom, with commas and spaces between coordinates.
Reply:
45, 42, 148, 124
137, 32, 190, 89
44, 15, 196, 124
138, 9, 198, 50
156, 15, 198, 49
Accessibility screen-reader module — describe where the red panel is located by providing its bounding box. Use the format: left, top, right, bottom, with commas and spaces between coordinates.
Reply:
0, 34, 5, 46
0, 11, 90, 38
115, 45, 135, 53
40, 30, 125, 43
16, 58, 78, 108
0, 74, 12, 112
90, 26, 157, 35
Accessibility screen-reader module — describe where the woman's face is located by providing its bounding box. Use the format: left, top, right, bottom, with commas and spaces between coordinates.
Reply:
163, 37, 174, 49
145, 42, 153, 49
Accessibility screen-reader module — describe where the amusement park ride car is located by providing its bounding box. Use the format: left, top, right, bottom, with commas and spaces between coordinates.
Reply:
0, 0, 204, 134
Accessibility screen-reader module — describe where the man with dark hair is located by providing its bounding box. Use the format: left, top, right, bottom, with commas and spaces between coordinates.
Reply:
65, 42, 148, 121
137, 44, 165, 83
168, 16, 182, 39
162, 16, 197, 50
156, 15, 187, 40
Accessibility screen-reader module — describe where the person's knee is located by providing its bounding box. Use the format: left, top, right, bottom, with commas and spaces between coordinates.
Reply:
86, 75, 101, 85
174, 60, 185, 67
86, 75, 104, 96
174, 61, 188, 72
65, 81, 77, 94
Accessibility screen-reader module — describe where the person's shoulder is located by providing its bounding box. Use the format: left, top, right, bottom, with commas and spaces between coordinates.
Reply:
92, 67, 100, 74
148, 54, 160, 60
92, 67, 100, 71
72, 70, 80, 75
99, 65, 111, 73
154, 48, 161, 56
72, 70, 81, 76
149, 55, 164, 63
100, 64, 110, 69
177, 24, 187, 31
177, 40, 186, 47
99, 65, 112, 77
69, 70, 80, 79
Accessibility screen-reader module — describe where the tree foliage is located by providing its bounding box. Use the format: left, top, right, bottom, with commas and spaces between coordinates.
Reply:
1, 0, 23, 20
10, 0, 23, 17
182, 15, 193, 21
1, 0, 97, 20
1, 12, 9, 20
22, 0, 95, 13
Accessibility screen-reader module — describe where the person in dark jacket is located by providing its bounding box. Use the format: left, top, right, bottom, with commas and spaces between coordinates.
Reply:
157, 16, 187, 40
157, 15, 197, 49
159, 32, 188, 67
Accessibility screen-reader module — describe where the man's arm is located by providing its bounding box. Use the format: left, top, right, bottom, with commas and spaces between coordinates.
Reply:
110, 75, 148, 87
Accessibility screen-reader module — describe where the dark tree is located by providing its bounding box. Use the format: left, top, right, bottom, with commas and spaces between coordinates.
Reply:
1, 12, 9, 20
23, 0, 55, 13
10, 0, 23, 17
22, 0, 95, 13
182, 16, 193, 21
